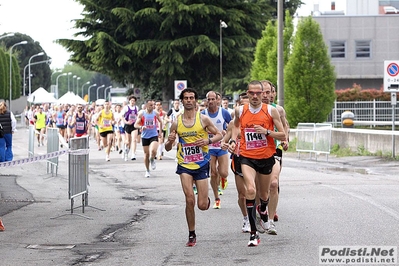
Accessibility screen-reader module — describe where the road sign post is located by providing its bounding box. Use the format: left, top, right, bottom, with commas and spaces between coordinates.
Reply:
174, 80, 187, 100
384, 61, 398, 158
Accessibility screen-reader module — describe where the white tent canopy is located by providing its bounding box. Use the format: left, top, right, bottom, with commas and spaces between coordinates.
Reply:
57, 92, 87, 105
27, 87, 57, 104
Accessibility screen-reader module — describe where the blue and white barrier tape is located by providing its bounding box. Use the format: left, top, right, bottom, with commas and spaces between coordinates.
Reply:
0, 148, 90, 168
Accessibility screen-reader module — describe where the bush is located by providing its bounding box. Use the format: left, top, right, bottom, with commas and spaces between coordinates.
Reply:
335, 84, 391, 101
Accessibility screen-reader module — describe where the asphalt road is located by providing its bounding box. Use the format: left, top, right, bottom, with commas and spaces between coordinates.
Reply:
1, 127, 399, 266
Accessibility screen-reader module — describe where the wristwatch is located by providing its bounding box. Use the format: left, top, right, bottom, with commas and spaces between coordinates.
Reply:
266, 129, 271, 136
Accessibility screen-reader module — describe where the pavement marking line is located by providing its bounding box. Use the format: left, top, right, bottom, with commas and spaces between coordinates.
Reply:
322, 184, 399, 221
26, 244, 76, 250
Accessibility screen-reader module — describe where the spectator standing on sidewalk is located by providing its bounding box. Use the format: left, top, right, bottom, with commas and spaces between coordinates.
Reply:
0, 101, 17, 162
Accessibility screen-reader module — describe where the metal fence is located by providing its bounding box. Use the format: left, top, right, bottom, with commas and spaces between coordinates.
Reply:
296, 123, 332, 160
28, 125, 35, 158
46, 128, 59, 176
327, 100, 399, 127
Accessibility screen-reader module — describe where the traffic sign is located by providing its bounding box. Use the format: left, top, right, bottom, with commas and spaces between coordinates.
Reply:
384, 60, 399, 92
174, 80, 187, 99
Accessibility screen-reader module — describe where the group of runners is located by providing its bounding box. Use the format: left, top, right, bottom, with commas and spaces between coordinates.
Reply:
25, 82, 289, 248
166, 82, 289, 247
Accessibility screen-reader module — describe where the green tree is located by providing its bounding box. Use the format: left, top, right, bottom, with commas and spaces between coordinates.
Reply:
2, 33, 52, 96
284, 16, 336, 127
251, 10, 294, 87
0, 48, 7, 100
266, 10, 294, 87
58, 0, 273, 100
251, 20, 276, 81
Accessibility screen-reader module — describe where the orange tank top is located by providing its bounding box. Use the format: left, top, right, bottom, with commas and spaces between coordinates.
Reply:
239, 103, 276, 159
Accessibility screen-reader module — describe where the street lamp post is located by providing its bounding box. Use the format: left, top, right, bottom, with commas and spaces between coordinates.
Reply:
76, 77, 81, 95
51, 69, 62, 83
220, 20, 228, 96
104, 85, 112, 100
28, 52, 45, 96
96, 85, 105, 101
23, 58, 51, 96
9, 40, 28, 111
0, 33, 15, 40
88, 84, 97, 102
56, 73, 68, 99
67, 72, 72, 91
72, 75, 77, 94
81, 81, 90, 98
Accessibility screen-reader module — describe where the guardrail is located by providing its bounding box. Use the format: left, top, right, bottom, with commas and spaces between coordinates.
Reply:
295, 123, 332, 161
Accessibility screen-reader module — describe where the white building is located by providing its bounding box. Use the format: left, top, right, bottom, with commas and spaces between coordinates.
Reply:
298, 0, 399, 89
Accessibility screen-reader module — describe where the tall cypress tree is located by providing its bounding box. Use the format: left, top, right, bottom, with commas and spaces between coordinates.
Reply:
284, 16, 336, 127
251, 10, 294, 87
0, 48, 7, 100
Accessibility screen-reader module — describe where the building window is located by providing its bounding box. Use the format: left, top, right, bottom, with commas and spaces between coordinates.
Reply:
355, 40, 371, 58
330, 41, 346, 58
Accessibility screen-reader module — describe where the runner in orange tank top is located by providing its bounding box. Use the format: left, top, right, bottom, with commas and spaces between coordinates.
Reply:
233, 80, 286, 247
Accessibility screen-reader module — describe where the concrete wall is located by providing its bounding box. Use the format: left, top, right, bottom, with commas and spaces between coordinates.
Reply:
290, 128, 399, 154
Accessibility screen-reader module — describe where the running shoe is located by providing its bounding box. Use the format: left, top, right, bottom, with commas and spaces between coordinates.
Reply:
255, 215, 266, 234
186, 235, 196, 247
150, 158, 156, 170
247, 232, 260, 247
145, 171, 150, 178
266, 220, 277, 235
131, 153, 136, 161
105, 155, 110, 162
213, 199, 221, 209
274, 213, 279, 222
119, 149, 123, 154
0, 219, 4, 231
220, 177, 228, 190
218, 187, 223, 195
193, 186, 198, 195
242, 217, 250, 233
256, 205, 268, 222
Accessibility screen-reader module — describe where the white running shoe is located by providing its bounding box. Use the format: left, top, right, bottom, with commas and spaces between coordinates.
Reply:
106, 155, 110, 162
247, 232, 260, 247
131, 153, 136, 160
145, 171, 150, 178
266, 220, 277, 235
150, 158, 156, 170
242, 217, 250, 233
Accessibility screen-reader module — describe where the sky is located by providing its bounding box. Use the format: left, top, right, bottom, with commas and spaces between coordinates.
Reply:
0, 0, 319, 70
0, 0, 83, 69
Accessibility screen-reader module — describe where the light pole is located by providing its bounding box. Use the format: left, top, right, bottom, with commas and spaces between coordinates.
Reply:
0, 33, 15, 40
81, 81, 90, 98
9, 40, 28, 111
76, 77, 81, 95
88, 84, 97, 102
72, 75, 77, 94
28, 52, 45, 96
219, 20, 228, 96
23, 58, 51, 96
56, 73, 68, 99
51, 69, 62, 82
96, 85, 105, 101
67, 72, 72, 91
104, 85, 112, 100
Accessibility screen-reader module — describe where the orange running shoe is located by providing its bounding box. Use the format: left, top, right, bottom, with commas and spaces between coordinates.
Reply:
0, 218, 5, 231
220, 177, 228, 190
